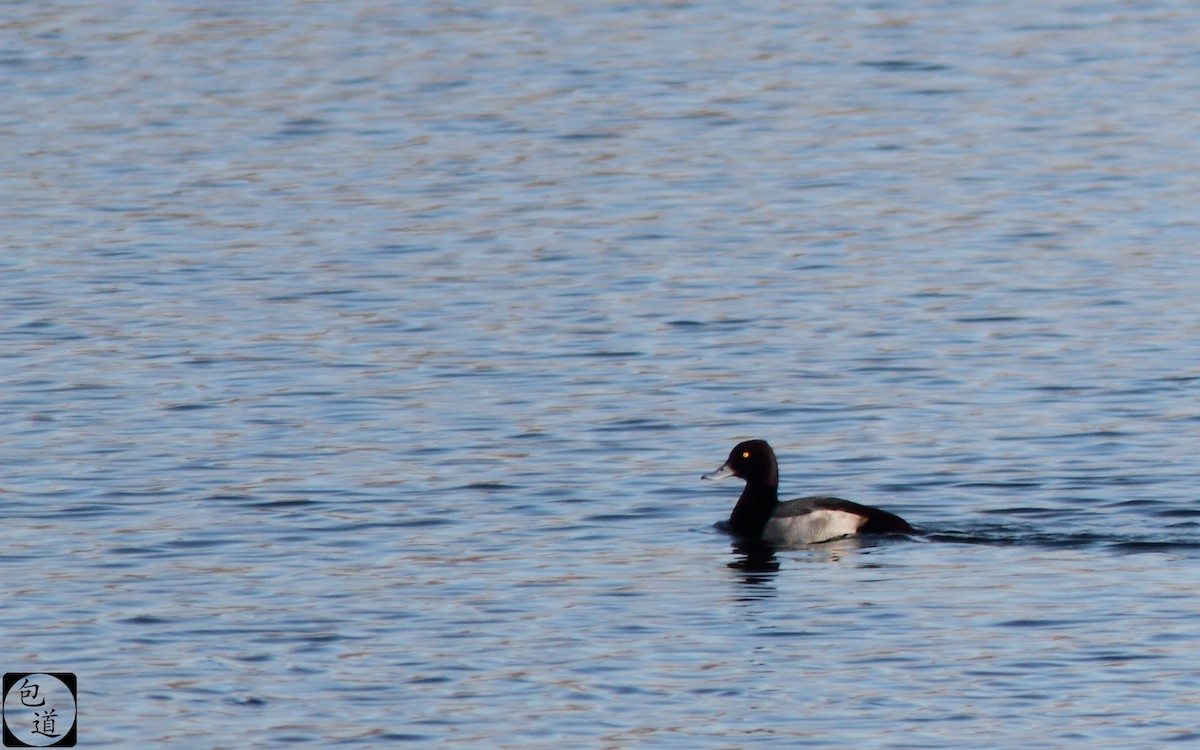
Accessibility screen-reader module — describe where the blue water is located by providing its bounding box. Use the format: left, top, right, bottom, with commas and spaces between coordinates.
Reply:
3, 1, 1200, 747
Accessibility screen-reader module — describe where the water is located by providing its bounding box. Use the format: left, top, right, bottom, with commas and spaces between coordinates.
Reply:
3, 0, 1200, 746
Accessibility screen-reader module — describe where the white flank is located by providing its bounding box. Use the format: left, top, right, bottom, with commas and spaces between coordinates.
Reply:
762, 509, 864, 545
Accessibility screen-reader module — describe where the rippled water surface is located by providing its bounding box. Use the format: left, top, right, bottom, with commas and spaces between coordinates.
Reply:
4, 1, 1200, 747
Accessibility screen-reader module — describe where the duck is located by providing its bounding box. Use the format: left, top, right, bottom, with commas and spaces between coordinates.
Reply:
702, 439, 913, 545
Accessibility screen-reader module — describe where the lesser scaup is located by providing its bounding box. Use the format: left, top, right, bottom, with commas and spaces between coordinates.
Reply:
703, 439, 913, 545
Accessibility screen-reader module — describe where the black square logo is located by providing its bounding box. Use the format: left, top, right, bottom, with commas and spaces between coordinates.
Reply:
2, 674, 76, 747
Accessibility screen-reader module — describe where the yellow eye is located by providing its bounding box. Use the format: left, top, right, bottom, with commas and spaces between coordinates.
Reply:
742, 451, 751, 458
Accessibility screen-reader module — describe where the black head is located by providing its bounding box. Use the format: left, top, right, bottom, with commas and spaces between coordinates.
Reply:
702, 439, 779, 488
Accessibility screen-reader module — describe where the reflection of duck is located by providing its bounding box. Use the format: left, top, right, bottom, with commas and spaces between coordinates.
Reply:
703, 440, 913, 546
